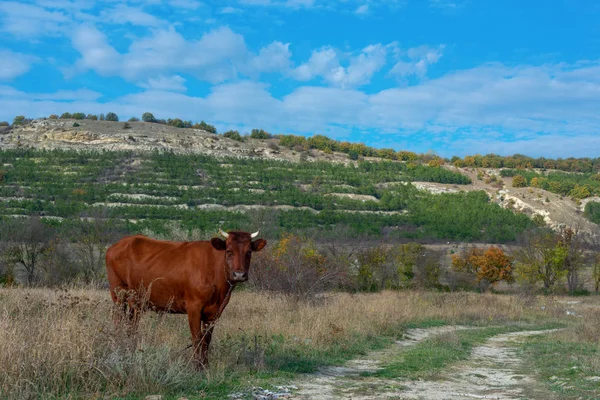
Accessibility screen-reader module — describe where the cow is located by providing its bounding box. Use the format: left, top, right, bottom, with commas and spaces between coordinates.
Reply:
105, 229, 267, 369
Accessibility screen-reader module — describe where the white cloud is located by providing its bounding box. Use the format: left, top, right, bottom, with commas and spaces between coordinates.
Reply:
169, 0, 203, 9
72, 24, 121, 76
355, 4, 369, 14
3, 60, 600, 157
390, 44, 445, 78
238, 0, 315, 8
139, 75, 187, 92
72, 24, 292, 82
0, 1, 69, 37
219, 6, 243, 14
100, 5, 163, 27
249, 42, 292, 74
0, 50, 38, 80
292, 43, 390, 88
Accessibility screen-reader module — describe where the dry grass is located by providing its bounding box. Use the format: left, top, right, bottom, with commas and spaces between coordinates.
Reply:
0, 287, 572, 399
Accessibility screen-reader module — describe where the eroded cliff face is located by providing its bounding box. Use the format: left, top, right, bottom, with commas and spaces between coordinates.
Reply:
0, 119, 351, 164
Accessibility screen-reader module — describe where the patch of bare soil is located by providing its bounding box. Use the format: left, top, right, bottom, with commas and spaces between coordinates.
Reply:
287, 327, 559, 400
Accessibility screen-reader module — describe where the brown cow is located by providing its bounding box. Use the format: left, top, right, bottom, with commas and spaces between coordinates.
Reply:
105, 229, 267, 369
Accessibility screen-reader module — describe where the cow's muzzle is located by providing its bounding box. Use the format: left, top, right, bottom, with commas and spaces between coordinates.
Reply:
232, 271, 248, 282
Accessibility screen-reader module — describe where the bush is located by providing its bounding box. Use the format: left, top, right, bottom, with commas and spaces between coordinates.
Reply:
250, 129, 271, 139
72, 113, 85, 120
168, 118, 184, 128
249, 233, 351, 299
86, 114, 98, 120
192, 121, 217, 134
128, 117, 139, 122
141, 112, 156, 123
105, 112, 119, 122
122, 122, 131, 129
60, 112, 72, 119
348, 150, 359, 160
73, 122, 80, 127
48, 114, 58, 120
512, 175, 527, 188
0, 121, 8, 127
223, 130, 244, 142
12, 115, 26, 125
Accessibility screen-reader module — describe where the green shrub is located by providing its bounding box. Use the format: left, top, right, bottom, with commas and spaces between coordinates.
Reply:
223, 130, 244, 142
12, 116, 26, 125
141, 112, 156, 123
250, 129, 271, 139
105, 112, 119, 122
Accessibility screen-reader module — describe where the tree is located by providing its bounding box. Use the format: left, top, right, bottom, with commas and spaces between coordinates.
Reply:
223, 130, 244, 142
142, 112, 157, 123
592, 253, 600, 295
128, 117, 140, 122
105, 112, 119, 122
12, 115, 26, 125
557, 227, 586, 295
513, 229, 568, 292
48, 114, 58, 120
60, 112, 72, 119
250, 129, 271, 139
168, 118, 184, 128
2, 217, 54, 285
452, 246, 515, 292
72, 112, 85, 120
99, 113, 105, 121
512, 174, 527, 187
65, 212, 122, 282
192, 120, 217, 134
86, 114, 98, 120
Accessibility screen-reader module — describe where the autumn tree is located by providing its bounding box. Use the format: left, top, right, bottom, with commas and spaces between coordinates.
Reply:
452, 246, 515, 292
512, 175, 527, 188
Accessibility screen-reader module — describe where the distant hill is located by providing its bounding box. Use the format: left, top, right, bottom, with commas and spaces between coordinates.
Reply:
0, 118, 598, 241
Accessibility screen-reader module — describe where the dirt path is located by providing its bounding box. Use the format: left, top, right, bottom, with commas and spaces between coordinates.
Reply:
286, 326, 559, 400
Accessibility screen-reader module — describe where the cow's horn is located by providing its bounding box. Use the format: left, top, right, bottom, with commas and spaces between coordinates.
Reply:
251, 230, 259, 238
219, 228, 229, 238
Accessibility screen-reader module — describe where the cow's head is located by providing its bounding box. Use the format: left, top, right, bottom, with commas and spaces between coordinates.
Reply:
211, 229, 267, 282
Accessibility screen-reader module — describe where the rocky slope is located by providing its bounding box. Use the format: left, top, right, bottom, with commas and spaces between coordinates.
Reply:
1, 118, 598, 236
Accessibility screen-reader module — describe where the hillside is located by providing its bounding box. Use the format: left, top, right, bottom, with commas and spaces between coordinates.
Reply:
0, 118, 599, 241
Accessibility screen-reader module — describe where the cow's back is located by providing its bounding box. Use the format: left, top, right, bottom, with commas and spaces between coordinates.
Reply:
106, 235, 217, 312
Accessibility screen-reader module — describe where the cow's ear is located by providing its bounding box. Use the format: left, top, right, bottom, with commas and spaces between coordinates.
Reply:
211, 238, 226, 251
251, 239, 267, 252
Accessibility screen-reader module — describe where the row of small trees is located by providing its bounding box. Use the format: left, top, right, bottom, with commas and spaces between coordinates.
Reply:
0, 215, 123, 286
1, 214, 598, 296
452, 226, 600, 295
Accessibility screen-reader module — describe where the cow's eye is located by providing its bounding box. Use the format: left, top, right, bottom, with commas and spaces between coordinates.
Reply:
226, 251, 234, 257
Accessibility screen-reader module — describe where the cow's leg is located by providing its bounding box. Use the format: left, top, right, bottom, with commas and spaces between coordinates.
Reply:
187, 305, 205, 370
107, 266, 132, 332
200, 320, 215, 369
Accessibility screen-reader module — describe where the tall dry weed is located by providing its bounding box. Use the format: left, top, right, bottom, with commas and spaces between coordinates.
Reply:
0, 287, 563, 398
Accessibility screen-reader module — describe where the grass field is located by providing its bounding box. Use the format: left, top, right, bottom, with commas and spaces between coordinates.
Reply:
1, 286, 599, 399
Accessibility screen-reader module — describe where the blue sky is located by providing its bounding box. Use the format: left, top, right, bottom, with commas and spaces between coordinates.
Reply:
1, 0, 600, 158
